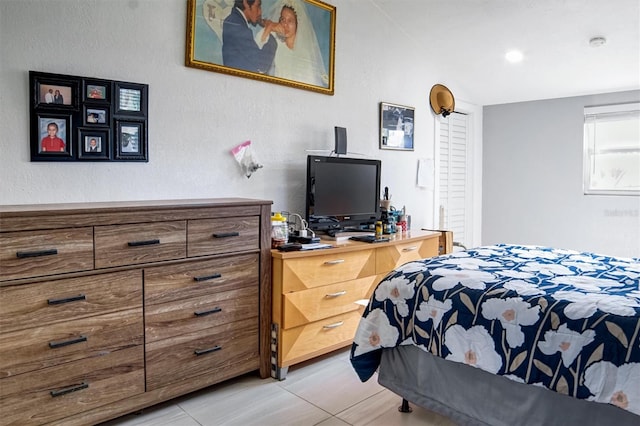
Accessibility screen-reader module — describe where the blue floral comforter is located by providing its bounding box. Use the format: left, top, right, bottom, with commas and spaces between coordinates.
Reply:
350, 244, 640, 415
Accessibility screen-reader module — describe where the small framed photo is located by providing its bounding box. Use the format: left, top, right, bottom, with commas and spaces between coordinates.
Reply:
84, 79, 111, 102
379, 102, 415, 151
115, 82, 147, 116
84, 106, 109, 125
31, 113, 73, 160
31, 71, 79, 109
78, 128, 110, 160
115, 120, 147, 161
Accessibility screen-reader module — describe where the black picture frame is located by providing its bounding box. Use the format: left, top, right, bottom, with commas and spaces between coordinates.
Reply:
31, 72, 79, 110
29, 71, 148, 162
115, 120, 147, 161
115, 82, 148, 116
84, 79, 112, 103
84, 105, 109, 126
31, 113, 74, 160
77, 127, 110, 160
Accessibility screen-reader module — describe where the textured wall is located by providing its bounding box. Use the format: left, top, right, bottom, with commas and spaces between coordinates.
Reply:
1, 0, 485, 235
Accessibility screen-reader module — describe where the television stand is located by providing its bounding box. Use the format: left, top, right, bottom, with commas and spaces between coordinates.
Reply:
270, 230, 444, 380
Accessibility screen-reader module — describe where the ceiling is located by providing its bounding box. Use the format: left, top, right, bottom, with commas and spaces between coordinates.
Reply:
371, 0, 640, 106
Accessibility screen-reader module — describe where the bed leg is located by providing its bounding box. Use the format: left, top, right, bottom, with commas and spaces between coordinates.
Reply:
398, 398, 413, 413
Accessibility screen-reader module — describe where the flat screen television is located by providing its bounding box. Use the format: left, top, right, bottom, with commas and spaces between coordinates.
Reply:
305, 155, 381, 232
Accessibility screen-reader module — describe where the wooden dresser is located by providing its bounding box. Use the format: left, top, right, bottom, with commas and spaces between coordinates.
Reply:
0, 198, 272, 425
270, 230, 441, 380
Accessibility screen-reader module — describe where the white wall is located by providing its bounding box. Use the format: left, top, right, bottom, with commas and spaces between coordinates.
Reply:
0, 0, 482, 235
483, 91, 640, 258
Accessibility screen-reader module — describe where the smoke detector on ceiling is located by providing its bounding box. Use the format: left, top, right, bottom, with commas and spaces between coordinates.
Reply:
589, 36, 607, 47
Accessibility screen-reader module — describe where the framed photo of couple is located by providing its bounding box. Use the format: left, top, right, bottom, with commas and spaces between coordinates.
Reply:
30, 71, 148, 162
186, 0, 336, 95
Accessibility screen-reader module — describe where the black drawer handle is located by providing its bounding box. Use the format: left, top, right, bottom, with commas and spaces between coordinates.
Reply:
47, 294, 86, 305
49, 335, 87, 349
194, 346, 222, 356
212, 232, 240, 238
194, 307, 222, 317
16, 249, 58, 258
193, 273, 222, 282
127, 239, 160, 247
50, 382, 89, 397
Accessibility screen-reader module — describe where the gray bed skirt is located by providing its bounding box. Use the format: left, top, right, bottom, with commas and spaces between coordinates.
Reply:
378, 345, 639, 426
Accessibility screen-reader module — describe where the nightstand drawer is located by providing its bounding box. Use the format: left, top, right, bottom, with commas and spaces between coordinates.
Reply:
0, 227, 94, 281
94, 221, 186, 268
187, 217, 259, 257
0, 270, 142, 334
145, 317, 259, 390
375, 236, 439, 274
280, 311, 363, 366
279, 249, 376, 293
282, 276, 378, 329
0, 308, 142, 378
145, 286, 258, 342
144, 254, 259, 306
0, 346, 144, 426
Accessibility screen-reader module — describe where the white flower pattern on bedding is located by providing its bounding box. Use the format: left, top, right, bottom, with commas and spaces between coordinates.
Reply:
550, 275, 626, 292
416, 295, 452, 327
481, 297, 540, 348
352, 308, 399, 357
374, 275, 415, 317
537, 324, 596, 367
502, 279, 545, 296
584, 361, 640, 411
430, 267, 496, 291
553, 290, 640, 319
444, 324, 502, 373
521, 261, 574, 276
350, 244, 640, 416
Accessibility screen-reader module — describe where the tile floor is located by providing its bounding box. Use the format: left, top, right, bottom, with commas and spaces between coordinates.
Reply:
101, 347, 456, 426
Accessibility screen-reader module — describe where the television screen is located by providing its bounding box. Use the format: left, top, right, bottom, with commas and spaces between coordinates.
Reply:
306, 155, 381, 231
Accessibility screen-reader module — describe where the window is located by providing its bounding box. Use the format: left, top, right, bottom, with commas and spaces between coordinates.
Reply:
583, 103, 640, 195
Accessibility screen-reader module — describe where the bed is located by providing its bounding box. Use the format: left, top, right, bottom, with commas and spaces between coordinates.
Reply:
350, 244, 640, 425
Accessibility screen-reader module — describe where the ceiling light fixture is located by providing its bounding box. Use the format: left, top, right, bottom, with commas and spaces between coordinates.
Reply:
505, 50, 523, 63
589, 36, 607, 47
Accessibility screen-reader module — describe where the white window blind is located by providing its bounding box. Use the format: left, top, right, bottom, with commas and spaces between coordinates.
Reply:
438, 113, 470, 247
583, 103, 640, 195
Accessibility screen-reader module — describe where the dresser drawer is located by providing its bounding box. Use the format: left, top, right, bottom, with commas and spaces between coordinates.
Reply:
375, 236, 439, 274
146, 286, 258, 342
0, 308, 142, 378
145, 317, 259, 390
280, 311, 363, 366
0, 346, 144, 426
187, 217, 259, 257
281, 276, 378, 329
0, 270, 142, 334
144, 254, 259, 305
277, 249, 376, 293
0, 228, 94, 281
94, 221, 186, 268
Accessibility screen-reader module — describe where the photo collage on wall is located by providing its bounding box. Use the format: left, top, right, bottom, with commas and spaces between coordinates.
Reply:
29, 70, 149, 162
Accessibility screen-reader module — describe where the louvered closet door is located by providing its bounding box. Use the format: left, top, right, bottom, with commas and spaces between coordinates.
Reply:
438, 113, 470, 248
